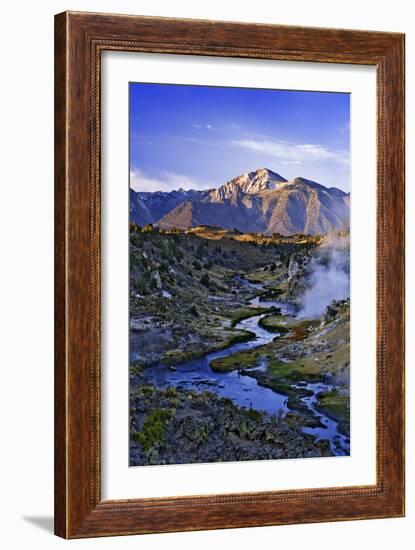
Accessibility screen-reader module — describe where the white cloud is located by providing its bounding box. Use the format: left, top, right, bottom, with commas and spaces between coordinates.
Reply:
130, 169, 210, 192
282, 160, 303, 165
231, 138, 349, 165
192, 123, 213, 131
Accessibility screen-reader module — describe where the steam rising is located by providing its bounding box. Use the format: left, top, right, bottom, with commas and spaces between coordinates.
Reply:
299, 234, 350, 318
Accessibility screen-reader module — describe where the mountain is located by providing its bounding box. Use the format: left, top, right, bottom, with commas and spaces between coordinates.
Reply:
130, 168, 350, 236
130, 187, 210, 225
208, 168, 287, 201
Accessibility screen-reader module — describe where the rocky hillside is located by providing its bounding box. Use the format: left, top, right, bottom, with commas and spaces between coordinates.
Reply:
129, 224, 319, 367
130, 168, 350, 236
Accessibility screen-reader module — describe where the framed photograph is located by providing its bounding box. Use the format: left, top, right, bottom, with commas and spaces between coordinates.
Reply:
54, 11, 405, 538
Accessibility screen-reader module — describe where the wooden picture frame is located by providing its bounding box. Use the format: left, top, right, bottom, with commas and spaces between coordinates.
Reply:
54, 11, 405, 538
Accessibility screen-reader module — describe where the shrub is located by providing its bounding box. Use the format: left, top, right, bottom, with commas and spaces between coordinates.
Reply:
134, 408, 172, 451
130, 233, 143, 247
200, 273, 210, 287
142, 223, 154, 233
129, 362, 143, 377
159, 261, 169, 273
246, 408, 262, 422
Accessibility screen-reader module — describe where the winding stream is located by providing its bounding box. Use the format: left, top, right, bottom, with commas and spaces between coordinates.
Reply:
138, 312, 290, 415
133, 280, 350, 456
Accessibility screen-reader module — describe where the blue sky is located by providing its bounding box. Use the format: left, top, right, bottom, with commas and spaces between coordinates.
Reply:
130, 83, 350, 193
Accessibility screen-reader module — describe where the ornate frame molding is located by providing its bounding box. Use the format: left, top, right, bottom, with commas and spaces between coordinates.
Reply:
55, 11, 405, 538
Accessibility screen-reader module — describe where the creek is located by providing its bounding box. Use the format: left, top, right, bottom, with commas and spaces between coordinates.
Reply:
134, 279, 350, 456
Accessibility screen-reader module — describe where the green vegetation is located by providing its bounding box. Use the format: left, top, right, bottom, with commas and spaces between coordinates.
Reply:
130, 384, 333, 465
258, 289, 282, 300
162, 349, 201, 365
161, 329, 256, 366
228, 307, 276, 327
129, 361, 143, 377
221, 329, 257, 347
258, 315, 290, 333
246, 408, 263, 422
210, 316, 317, 375
132, 408, 172, 452
210, 348, 262, 372
128, 221, 351, 462
209, 306, 350, 439
316, 390, 350, 436
200, 273, 210, 287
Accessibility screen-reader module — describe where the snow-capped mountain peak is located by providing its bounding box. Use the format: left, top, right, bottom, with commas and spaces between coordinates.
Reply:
209, 168, 287, 201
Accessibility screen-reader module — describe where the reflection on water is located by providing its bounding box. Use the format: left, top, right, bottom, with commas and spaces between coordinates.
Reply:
131, 286, 349, 456
139, 314, 289, 415
294, 382, 350, 455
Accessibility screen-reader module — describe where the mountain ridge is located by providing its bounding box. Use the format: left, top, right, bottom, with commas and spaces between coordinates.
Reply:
130, 168, 349, 236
